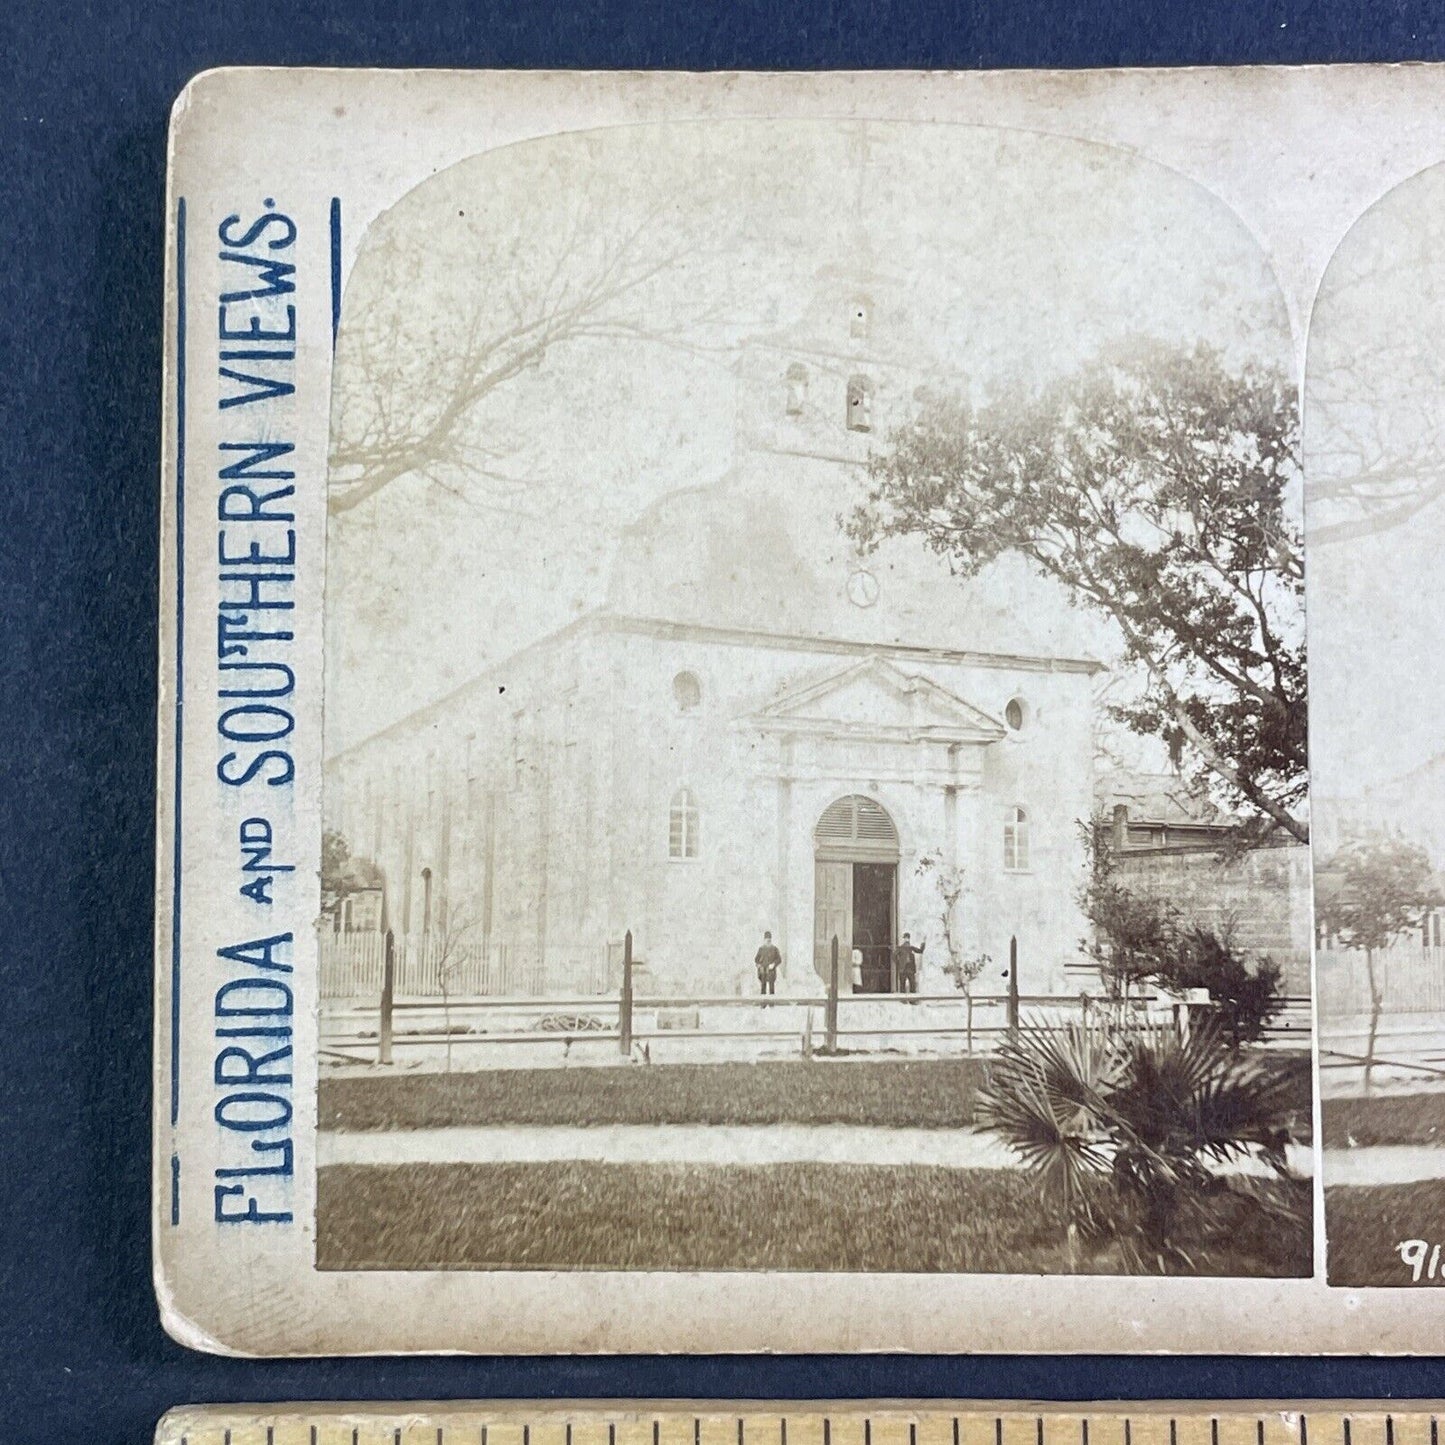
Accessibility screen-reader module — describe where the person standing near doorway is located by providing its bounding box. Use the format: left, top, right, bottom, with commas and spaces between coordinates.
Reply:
894, 931, 925, 994
755, 931, 782, 995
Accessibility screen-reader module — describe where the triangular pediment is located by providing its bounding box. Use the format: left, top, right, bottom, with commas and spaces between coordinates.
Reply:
751, 657, 1007, 744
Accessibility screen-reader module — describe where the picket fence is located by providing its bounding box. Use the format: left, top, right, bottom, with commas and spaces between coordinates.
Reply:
1316, 944, 1445, 1018
320, 931, 611, 1000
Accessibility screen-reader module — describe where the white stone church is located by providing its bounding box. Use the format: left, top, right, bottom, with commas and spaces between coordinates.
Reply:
324, 265, 1104, 998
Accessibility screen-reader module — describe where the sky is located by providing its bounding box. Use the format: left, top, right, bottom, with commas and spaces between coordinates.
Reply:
1305, 160, 1445, 812
324, 117, 1295, 753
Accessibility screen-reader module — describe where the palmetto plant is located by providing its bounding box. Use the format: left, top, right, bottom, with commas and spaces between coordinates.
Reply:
977, 1017, 1301, 1269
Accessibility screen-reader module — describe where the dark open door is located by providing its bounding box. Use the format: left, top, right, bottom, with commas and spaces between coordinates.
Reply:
852, 861, 896, 992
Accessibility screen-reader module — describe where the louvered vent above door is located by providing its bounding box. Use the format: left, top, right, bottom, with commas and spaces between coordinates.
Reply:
813, 794, 900, 862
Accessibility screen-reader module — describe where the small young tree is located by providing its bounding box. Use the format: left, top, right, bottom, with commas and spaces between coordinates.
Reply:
1316, 835, 1442, 1088
916, 852, 989, 1051
430, 897, 479, 1074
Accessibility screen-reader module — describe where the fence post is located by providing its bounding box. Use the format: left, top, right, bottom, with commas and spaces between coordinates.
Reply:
825, 934, 840, 1053
1007, 935, 1020, 1039
619, 929, 634, 1056
378, 927, 395, 1065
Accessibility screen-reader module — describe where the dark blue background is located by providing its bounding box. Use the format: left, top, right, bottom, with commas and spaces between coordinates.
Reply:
5, 3, 1445, 1442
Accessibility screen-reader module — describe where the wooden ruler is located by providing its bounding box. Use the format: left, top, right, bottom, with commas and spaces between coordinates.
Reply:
154, 1404, 1445, 1445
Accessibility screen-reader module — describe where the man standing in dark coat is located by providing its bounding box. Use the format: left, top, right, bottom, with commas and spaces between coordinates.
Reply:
894, 931, 925, 994
755, 931, 782, 995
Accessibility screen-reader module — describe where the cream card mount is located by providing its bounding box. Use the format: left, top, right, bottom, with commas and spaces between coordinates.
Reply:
156, 64, 1445, 1354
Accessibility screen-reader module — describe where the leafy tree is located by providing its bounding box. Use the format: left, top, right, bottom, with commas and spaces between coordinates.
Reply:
1078, 818, 1284, 1044
1316, 834, 1442, 1087
978, 1017, 1304, 1271
320, 828, 383, 924
850, 339, 1306, 842
1077, 817, 1178, 998
1154, 924, 1284, 1050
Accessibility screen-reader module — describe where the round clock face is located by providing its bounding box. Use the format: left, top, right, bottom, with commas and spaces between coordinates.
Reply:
846, 569, 880, 608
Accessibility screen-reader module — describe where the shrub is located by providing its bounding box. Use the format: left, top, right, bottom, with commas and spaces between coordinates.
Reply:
977, 1016, 1303, 1271
1154, 925, 1284, 1048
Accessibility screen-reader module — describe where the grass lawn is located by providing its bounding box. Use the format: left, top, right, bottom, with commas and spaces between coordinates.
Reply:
322, 1058, 990, 1130
1327, 1180, 1445, 1286
322, 1052, 1314, 1135
317, 1160, 1312, 1275
1322, 1091, 1445, 1149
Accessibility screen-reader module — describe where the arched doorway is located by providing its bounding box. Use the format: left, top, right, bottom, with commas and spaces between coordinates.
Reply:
813, 794, 900, 991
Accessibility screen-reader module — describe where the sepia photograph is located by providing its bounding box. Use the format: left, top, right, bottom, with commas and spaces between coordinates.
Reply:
1307, 161, 1445, 1286
315, 116, 1313, 1278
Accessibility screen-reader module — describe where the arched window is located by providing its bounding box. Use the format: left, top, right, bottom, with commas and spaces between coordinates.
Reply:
669, 788, 699, 859
785, 362, 808, 416
848, 295, 872, 338
1004, 697, 1026, 732
846, 374, 874, 433
1003, 807, 1030, 872
672, 670, 702, 712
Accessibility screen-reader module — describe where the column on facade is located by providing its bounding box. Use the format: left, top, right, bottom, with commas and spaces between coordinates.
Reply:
774, 735, 793, 986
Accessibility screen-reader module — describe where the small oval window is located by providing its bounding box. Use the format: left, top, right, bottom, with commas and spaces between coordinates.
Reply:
673, 670, 702, 711
1005, 697, 1025, 731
